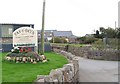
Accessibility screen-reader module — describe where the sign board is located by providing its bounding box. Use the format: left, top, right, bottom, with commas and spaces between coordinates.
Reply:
13, 27, 37, 47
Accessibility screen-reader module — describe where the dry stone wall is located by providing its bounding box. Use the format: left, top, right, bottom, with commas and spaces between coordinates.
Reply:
35, 49, 80, 83
67, 46, 120, 61
52, 44, 120, 61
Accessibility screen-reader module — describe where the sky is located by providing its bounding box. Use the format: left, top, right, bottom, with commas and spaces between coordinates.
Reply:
0, 0, 119, 36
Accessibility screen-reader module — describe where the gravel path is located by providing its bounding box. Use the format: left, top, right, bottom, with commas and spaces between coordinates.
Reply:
79, 57, 119, 82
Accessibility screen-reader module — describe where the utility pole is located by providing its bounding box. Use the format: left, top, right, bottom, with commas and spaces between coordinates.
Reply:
115, 21, 117, 29
41, 0, 46, 55
52, 33, 54, 43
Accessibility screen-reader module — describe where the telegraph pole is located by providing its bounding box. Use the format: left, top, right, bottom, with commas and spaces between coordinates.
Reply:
41, 0, 46, 55
115, 21, 117, 29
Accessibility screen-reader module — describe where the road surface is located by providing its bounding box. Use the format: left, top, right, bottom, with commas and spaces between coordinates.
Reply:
79, 57, 119, 82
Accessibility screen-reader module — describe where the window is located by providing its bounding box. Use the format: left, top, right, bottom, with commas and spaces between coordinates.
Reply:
8, 28, 13, 35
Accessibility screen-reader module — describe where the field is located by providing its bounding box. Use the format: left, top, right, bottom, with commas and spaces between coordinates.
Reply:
1, 52, 68, 82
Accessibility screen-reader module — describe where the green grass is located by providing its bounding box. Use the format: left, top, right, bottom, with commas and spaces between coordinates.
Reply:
0, 53, 2, 84
51, 43, 85, 47
1, 52, 68, 82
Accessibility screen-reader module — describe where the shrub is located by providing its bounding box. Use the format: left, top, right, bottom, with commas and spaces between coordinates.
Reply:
79, 36, 98, 44
50, 37, 67, 43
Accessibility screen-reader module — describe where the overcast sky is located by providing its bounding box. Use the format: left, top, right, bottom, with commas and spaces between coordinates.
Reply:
0, 0, 119, 36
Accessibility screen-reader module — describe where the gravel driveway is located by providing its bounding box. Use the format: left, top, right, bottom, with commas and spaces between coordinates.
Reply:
79, 57, 119, 83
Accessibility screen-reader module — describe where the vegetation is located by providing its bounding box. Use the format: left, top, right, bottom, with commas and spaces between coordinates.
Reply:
5, 47, 47, 63
1, 52, 68, 82
92, 38, 118, 50
50, 37, 67, 43
91, 27, 119, 50
51, 43, 85, 47
92, 39, 104, 50
94, 27, 120, 38
76, 36, 98, 44
75, 27, 119, 49
0, 53, 1, 84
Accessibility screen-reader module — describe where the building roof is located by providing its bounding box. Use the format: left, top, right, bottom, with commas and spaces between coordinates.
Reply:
37, 30, 77, 38
37, 30, 57, 33
37, 30, 54, 38
53, 31, 73, 37
0, 23, 34, 26
69, 35, 77, 38
44, 30, 57, 32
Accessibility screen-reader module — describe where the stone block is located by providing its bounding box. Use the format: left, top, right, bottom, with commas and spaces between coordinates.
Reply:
69, 55, 74, 60
63, 64, 75, 82
63, 64, 74, 73
36, 75, 45, 82
49, 69, 58, 80
37, 75, 45, 80
63, 69, 69, 82
53, 79, 58, 82
49, 69, 63, 82
44, 75, 53, 82
57, 69, 63, 82
73, 57, 80, 81
68, 71, 73, 82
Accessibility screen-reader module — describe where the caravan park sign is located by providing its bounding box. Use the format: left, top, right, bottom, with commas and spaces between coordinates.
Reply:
13, 27, 37, 47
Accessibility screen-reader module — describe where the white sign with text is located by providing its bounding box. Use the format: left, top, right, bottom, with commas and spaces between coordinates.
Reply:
13, 27, 37, 47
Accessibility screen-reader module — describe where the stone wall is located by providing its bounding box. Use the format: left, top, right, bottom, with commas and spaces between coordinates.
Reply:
87, 49, 119, 61
67, 46, 120, 61
52, 44, 120, 61
35, 49, 80, 83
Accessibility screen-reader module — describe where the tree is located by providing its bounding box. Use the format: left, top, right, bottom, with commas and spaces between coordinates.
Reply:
99, 27, 106, 38
94, 30, 100, 38
105, 27, 116, 38
99, 27, 117, 38
116, 28, 120, 38
100, 27, 105, 33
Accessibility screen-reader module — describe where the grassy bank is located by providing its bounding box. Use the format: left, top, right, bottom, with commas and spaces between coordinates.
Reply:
1, 52, 68, 82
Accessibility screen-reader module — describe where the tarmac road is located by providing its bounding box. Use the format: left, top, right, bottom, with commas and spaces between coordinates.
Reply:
79, 57, 119, 82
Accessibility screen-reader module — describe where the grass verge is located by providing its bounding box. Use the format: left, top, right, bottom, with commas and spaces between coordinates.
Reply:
1, 52, 68, 82
51, 43, 85, 47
